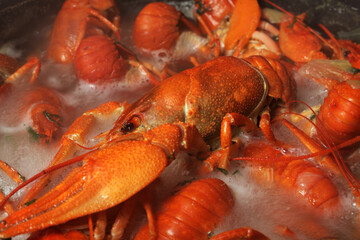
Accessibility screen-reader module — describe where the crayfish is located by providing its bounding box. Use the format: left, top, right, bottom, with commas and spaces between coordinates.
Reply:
0, 55, 295, 238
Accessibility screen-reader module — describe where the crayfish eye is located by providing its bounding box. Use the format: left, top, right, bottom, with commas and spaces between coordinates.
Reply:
343, 50, 350, 57
121, 115, 142, 133
123, 122, 135, 132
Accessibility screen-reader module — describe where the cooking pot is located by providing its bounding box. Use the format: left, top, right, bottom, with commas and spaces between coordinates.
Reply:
0, 1, 359, 240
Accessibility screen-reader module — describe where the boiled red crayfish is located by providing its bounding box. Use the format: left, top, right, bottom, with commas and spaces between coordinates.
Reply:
317, 80, 360, 146
264, 0, 360, 68
132, 2, 201, 54
21, 86, 68, 144
295, 61, 360, 148
0, 55, 295, 238
134, 178, 269, 240
3, 0, 124, 86
26, 0, 136, 85
132, 1, 207, 74
74, 35, 130, 84
195, 0, 281, 58
132, 0, 281, 71
0, 54, 67, 144
242, 140, 340, 211
194, 0, 236, 33
233, 129, 357, 239
47, 0, 120, 64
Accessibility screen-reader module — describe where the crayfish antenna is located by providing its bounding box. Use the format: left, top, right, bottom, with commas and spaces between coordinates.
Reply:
318, 24, 343, 60
5, 57, 40, 84
281, 119, 339, 173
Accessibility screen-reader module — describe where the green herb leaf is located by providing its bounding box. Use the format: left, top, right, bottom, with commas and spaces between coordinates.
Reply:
216, 167, 229, 175
25, 199, 36, 206
176, 179, 193, 187
19, 174, 26, 182
27, 127, 40, 141
195, 0, 212, 15
287, 16, 297, 29
27, 127, 47, 141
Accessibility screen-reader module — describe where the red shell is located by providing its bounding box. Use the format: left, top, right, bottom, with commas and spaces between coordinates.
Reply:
318, 80, 360, 144
134, 178, 234, 240
133, 2, 181, 52
244, 142, 339, 210
28, 228, 87, 240
74, 35, 128, 83
195, 0, 236, 31
279, 20, 326, 62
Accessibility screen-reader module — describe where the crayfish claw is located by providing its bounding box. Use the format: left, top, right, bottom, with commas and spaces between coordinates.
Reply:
0, 123, 200, 238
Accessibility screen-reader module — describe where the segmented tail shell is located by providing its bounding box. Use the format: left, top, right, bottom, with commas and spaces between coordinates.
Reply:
318, 80, 360, 145
133, 2, 181, 52
134, 178, 234, 240
244, 142, 339, 211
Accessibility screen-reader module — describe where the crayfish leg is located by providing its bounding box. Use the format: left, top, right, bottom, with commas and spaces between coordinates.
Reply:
108, 188, 156, 240
109, 198, 137, 239
86, 8, 121, 40
93, 210, 107, 240
259, 108, 277, 144
5, 57, 40, 84
199, 112, 257, 174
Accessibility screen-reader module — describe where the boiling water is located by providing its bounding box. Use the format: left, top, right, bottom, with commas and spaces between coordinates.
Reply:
0, 2, 359, 240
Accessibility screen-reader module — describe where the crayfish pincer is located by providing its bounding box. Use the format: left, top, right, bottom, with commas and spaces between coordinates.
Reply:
0, 56, 295, 238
